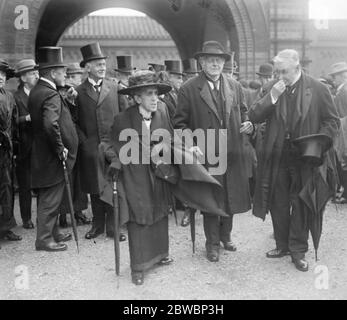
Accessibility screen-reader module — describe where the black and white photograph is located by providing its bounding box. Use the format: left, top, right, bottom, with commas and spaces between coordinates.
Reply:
0, 0, 347, 304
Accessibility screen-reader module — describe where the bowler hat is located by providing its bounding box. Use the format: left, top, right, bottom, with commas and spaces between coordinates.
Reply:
118, 70, 171, 96
37, 47, 67, 70
0, 59, 15, 79
114, 55, 135, 74
292, 134, 333, 167
182, 59, 199, 74
15, 59, 38, 76
328, 62, 347, 76
80, 43, 107, 68
148, 63, 166, 73
194, 41, 231, 61
256, 63, 273, 77
66, 62, 84, 75
164, 60, 183, 76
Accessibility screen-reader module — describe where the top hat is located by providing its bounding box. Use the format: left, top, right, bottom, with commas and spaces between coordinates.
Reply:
80, 43, 108, 68
194, 41, 232, 61
182, 58, 199, 74
15, 59, 38, 76
328, 62, 347, 76
118, 70, 171, 96
114, 55, 134, 74
37, 47, 67, 70
292, 134, 333, 167
66, 62, 84, 75
0, 59, 15, 79
164, 60, 183, 76
148, 63, 166, 73
256, 63, 274, 77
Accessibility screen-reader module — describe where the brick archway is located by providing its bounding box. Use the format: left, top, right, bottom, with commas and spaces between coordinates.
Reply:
0, 0, 269, 79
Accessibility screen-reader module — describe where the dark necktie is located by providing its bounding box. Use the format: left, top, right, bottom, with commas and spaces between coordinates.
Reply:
94, 83, 102, 93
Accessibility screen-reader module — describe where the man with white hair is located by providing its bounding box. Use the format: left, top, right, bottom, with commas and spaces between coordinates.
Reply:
249, 49, 340, 272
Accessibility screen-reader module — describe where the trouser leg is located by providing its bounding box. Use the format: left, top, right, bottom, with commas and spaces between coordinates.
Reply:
90, 194, 105, 231
16, 159, 32, 223
203, 213, 220, 251
219, 215, 233, 244
36, 181, 65, 245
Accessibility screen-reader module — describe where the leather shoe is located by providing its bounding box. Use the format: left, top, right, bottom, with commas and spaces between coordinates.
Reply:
158, 257, 174, 266
266, 248, 290, 258
23, 220, 35, 229
85, 227, 104, 239
74, 211, 91, 225
292, 257, 309, 272
54, 233, 72, 242
180, 211, 190, 227
131, 271, 144, 285
222, 241, 237, 252
35, 241, 67, 252
106, 231, 127, 242
3, 230, 22, 241
206, 250, 219, 262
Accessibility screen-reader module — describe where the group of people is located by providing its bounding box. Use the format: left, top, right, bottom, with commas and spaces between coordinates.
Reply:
0, 39, 343, 286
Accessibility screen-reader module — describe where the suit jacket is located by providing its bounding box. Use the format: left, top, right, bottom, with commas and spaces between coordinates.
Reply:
249, 73, 340, 219
173, 72, 251, 215
161, 91, 177, 120
13, 86, 33, 161
75, 78, 120, 194
28, 79, 78, 189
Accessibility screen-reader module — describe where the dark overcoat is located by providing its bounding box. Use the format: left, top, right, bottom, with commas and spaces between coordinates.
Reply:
249, 73, 340, 220
161, 91, 177, 120
111, 102, 172, 226
13, 86, 32, 161
173, 72, 251, 215
28, 79, 78, 189
75, 78, 120, 194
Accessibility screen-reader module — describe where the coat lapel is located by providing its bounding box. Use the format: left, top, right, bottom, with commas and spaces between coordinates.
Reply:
82, 80, 99, 103
97, 80, 111, 107
18, 87, 29, 112
199, 74, 221, 122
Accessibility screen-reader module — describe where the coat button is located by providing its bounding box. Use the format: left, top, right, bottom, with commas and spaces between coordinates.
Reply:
165, 175, 168, 179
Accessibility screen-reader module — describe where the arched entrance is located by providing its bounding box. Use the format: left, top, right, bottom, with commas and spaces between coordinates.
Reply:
0, 0, 270, 79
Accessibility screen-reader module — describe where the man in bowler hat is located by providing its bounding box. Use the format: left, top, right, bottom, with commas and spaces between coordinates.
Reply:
174, 40, 252, 262
74, 42, 126, 241
29, 47, 78, 252
249, 49, 340, 271
13, 59, 39, 229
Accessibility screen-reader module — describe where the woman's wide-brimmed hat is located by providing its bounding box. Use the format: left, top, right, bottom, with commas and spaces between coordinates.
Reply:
0, 59, 15, 79
194, 41, 232, 61
118, 70, 172, 96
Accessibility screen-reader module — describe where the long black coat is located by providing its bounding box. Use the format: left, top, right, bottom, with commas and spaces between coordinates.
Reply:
13, 86, 32, 161
28, 79, 78, 189
173, 72, 251, 215
249, 73, 340, 220
75, 78, 120, 194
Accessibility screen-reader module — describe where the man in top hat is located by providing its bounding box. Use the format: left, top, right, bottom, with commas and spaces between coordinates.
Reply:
160, 60, 184, 119
329, 62, 347, 203
114, 55, 134, 88
28, 47, 78, 252
173, 40, 252, 262
249, 49, 340, 271
13, 59, 39, 229
75, 42, 126, 241
182, 58, 199, 82
0, 59, 22, 246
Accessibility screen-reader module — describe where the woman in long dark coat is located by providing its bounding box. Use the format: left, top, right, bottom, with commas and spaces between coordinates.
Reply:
0, 59, 22, 245
111, 70, 174, 285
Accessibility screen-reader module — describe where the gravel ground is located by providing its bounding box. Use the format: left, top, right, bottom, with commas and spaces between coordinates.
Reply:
0, 196, 346, 300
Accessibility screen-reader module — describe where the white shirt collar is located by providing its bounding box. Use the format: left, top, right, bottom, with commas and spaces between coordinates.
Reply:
88, 77, 103, 86
289, 71, 302, 87
23, 86, 30, 96
40, 77, 57, 90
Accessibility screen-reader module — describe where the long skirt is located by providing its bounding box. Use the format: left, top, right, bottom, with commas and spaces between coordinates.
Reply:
128, 216, 169, 272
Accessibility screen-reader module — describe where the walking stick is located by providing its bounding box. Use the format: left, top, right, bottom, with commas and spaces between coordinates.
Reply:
62, 160, 79, 253
190, 209, 196, 254
112, 178, 120, 276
